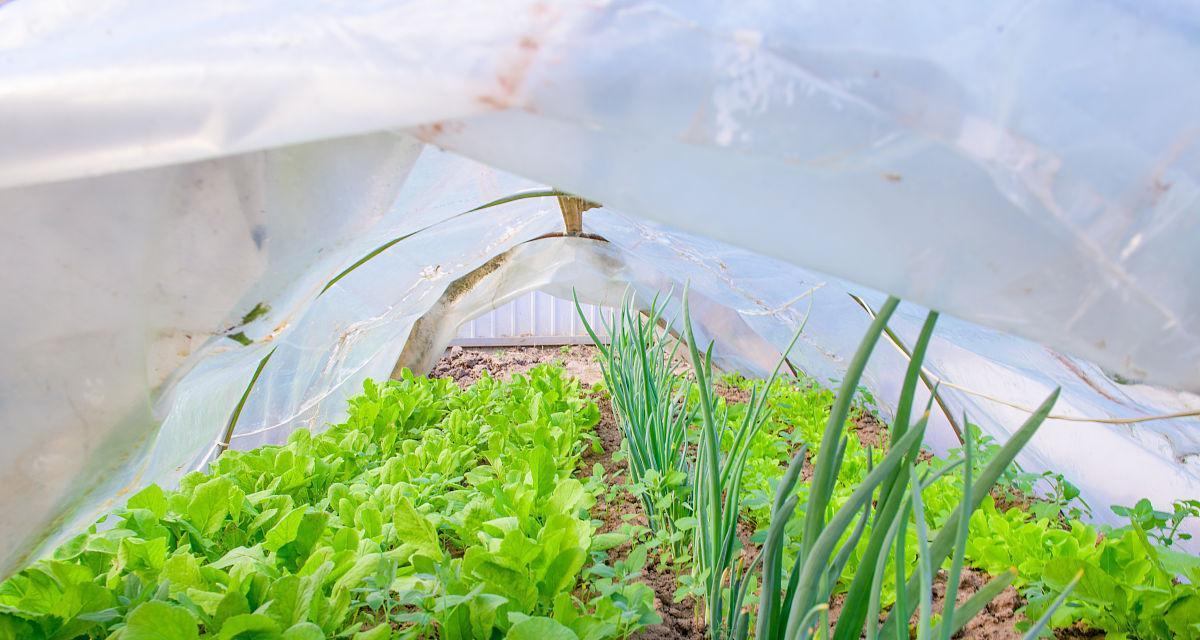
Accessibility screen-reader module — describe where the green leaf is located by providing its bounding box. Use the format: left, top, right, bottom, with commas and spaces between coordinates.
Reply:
352, 623, 392, 640
332, 553, 383, 595
1044, 559, 1116, 604
162, 552, 203, 596
263, 576, 302, 628
1160, 548, 1200, 577
213, 590, 252, 630
471, 559, 538, 612
114, 601, 199, 640
127, 484, 168, 518
539, 548, 587, 601
546, 479, 588, 515
187, 477, 233, 536
117, 536, 167, 573
219, 613, 282, 640
394, 497, 441, 559
281, 622, 324, 640
185, 588, 225, 617
354, 504, 383, 539
470, 592, 510, 639
532, 448, 558, 500
1023, 569, 1082, 640
1165, 594, 1200, 638
264, 507, 305, 552
284, 512, 328, 563
506, 616, 579, 640
590, 532, 627, 552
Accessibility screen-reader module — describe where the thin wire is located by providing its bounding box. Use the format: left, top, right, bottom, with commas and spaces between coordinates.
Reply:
849, 294, 962, 440
931, 380, 1200, 425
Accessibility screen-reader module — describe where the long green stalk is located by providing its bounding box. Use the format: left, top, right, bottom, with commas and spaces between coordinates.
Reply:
713, 295, 1060, 640
939, 417, 973, 640
604, 290, 1061, 640
682, 284, 803, 639
878, 388, 1061, 638
784, 420, 927, 640
802, 297, 899, 564
910, 466, 933, 640
832, 310, 939, 640
864, 499, 911, 640
757, 450, 808, 640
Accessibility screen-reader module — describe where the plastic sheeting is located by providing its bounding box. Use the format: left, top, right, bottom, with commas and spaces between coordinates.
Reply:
2, 0, 1199, 574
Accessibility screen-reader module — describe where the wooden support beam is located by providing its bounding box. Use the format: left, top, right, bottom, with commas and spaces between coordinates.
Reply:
556, 194, 600, 236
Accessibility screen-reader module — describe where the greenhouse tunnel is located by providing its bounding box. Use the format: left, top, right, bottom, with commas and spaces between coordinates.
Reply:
2, 2, 1200, 637
7, 141, 1200, 575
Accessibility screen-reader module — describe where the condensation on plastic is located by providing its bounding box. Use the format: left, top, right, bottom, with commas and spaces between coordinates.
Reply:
2, 0, 1200, 573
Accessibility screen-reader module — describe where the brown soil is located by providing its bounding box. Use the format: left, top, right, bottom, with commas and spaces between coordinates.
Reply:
825, 567, 1024, 639
714, 382, 752, 406
1053, 623, 1106, 638
991, 488, 1038, 514
584, 386, 705, 640
927, 567, 1024, 639
851, 410, 891, 449
428, 345, 604, 387
851, 410, 933, 463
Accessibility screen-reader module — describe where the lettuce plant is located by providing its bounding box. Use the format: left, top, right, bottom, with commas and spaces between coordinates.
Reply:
0, 367, 657, 640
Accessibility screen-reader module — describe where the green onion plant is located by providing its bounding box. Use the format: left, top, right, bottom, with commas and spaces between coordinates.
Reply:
681, 286, 804, 640
575, 289, 695, 558
684, 294, 1063, 640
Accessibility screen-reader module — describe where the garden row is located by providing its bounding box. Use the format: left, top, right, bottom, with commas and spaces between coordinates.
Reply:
579, 292, 1200, 640
2, 293, 1199, 639
0, 367, 655, 639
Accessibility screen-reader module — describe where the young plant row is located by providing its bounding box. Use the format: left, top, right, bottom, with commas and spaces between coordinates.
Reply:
722, 366, 1200, 638
0, 367, 659, 640
583, 289, 1200, 639
585, 290, 1166, 638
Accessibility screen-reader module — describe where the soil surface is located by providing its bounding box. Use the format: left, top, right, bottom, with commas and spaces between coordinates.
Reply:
825, 566, 1024, 639
429, 345, 604, 387
425, 346, 1055, 640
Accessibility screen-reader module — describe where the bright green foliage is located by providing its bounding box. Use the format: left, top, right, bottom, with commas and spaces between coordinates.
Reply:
0, 367, 657, 640
722, 374, 1200, 639
953, 427, 1200, 638
575, 291, 695, 561
1112, 497, 1200, 548
680, 288, 799, 640
968, 497, 1200, 638
707, 358, 1200, 639
680, 299, 1063, 640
